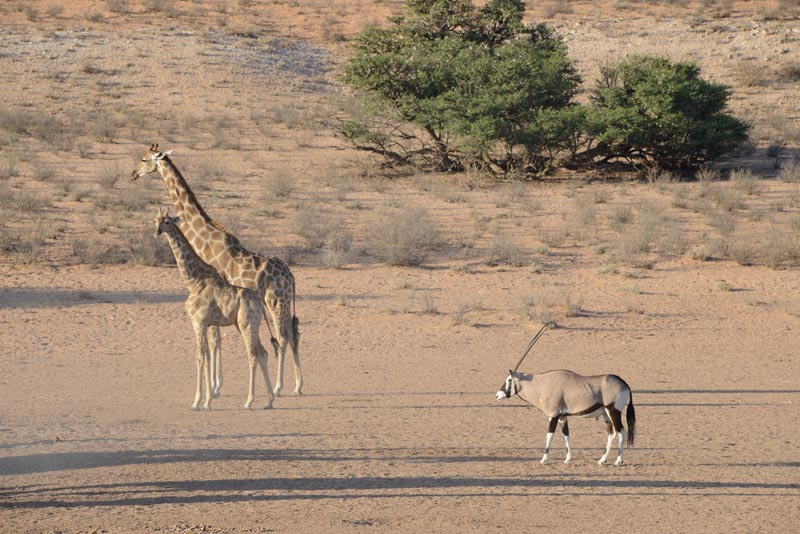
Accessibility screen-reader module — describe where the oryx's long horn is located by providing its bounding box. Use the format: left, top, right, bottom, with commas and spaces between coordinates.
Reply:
512, 323, 549, 372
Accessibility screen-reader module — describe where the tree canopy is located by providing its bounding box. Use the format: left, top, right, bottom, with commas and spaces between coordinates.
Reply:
340, 0, 750, 177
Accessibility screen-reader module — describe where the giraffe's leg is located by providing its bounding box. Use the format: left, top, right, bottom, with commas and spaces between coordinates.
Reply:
253, 342, 274, 409
209, 326, 222, 398
201, 330, 213, 410
268, 303, 288, 397
243, 341, 257, 410
192, 326, 208, 410
288, 315, 302, 395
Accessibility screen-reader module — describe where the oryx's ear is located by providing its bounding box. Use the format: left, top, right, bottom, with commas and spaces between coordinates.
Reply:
508, 369, 513, 376
164, 150, 173, 157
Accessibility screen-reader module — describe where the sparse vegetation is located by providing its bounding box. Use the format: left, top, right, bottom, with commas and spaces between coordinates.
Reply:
367, 206, 442, 266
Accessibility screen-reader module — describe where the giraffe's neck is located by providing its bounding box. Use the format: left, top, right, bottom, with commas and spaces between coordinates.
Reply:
156, 157, 243, 256
157, 158, 213, 229
161, 224, 219, 288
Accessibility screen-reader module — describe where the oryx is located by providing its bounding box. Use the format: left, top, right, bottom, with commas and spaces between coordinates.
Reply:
496, 325, 636, 466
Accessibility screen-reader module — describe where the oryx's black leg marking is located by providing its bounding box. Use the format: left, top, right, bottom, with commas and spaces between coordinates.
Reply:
560, 418, 570, 437
609, 407, 624, 434
548, 416, 560, 435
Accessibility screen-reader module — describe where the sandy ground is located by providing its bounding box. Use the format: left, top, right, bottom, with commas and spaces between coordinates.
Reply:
1, 258, 798, 532
1, 1, 799, 532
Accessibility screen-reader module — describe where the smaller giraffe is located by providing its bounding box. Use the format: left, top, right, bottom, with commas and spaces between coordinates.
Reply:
154, 207, 274, 410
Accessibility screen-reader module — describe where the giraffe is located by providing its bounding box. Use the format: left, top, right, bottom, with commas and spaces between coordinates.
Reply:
131, 144, 302, 396
154, 207, 274, 410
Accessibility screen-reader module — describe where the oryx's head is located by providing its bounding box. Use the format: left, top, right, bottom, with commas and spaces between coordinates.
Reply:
153, 206, 180, 238
496, 324, 549, 401
496, 371, 520, 400
130, 143, 172, 182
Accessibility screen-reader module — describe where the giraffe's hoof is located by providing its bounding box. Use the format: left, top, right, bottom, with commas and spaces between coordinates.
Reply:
263, 403, 273, 410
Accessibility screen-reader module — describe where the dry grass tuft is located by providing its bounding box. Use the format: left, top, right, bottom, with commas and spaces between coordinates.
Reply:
486, 234, 526, 267
367, 206, 442, 266
290, 208, 344, 249
520, 283, 583, 326
730, 168, 764, 196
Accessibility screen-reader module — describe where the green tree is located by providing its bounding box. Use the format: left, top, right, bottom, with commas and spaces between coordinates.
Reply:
341, 0, 581, 175
587, 55, 750, 170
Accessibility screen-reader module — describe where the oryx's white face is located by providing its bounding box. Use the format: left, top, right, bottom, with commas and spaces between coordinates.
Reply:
496, 373, 517, 400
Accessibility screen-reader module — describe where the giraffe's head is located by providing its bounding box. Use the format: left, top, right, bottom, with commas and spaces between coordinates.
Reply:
131, 143, 172, 182
153, 206, 181, 238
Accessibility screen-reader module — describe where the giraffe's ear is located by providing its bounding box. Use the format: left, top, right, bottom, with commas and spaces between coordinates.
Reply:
163, 150, 173, 157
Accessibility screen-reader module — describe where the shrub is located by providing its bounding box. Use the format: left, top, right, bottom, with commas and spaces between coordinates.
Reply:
291, 209, 344, 249
486, 234, 526, 266
587, 56, 750, 170
367, 206, 441, 266
778, 158, 799, 183
730, 168, 764, 196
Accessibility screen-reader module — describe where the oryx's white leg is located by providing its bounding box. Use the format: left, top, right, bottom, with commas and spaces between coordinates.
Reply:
560, 418, 571, 464
209, 326, 222, 398
615, 428, 627, 466
541, 417, 560, 464
609, 407, 627, 466
541, 433, 553, 464
600, 407, 626, 465
598, 410, 615, 464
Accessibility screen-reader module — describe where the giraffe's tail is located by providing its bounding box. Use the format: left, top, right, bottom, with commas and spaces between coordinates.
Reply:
260, 304, 279, 356
291, 272, 300, 345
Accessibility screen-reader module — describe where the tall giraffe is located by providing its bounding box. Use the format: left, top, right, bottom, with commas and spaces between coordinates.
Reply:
153, 207, 274, 410
131, 144, 302, 396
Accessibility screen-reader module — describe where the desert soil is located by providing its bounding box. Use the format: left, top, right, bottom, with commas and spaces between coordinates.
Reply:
1, 1, 799, 533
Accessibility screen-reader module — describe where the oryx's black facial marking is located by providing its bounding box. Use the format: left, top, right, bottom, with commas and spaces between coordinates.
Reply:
500, 375, 516, 398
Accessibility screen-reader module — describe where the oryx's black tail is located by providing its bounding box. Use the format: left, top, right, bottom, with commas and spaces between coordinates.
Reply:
626, 392, 636, 447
